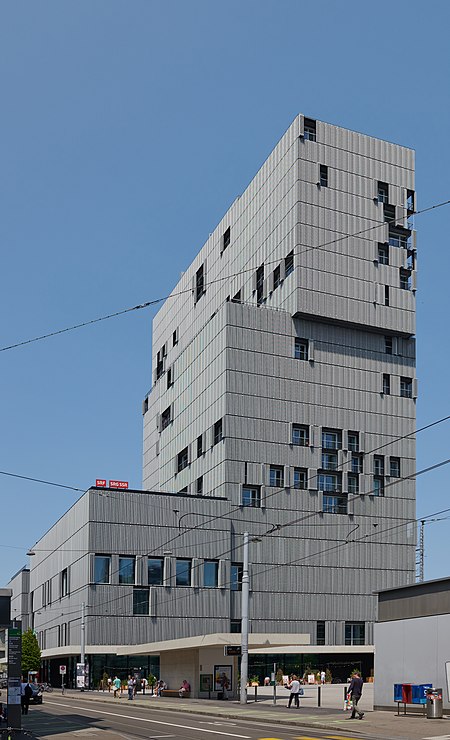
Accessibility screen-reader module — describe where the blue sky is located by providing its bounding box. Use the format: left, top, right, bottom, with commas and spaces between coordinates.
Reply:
2, 0, 450, 587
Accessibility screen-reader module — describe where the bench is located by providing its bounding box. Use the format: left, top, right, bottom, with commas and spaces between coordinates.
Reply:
160, 689, 191, 699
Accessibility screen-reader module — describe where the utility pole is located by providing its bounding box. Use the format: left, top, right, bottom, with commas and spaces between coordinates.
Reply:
240, 532, 249, 705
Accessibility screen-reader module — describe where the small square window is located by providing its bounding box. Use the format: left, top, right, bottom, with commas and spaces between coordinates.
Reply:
400, 377, 413, 398
195, 264, 205, 302
385, 336, 393, 355
292, 424, 309, 446
204, 560, 218, 588
384, 285, 390, 306
256, 264, 264, 304
284, 251, 294, 277
347, 432, 359, 452
196, 475, 203, 495
269, 465, 284, 487
177, 447, 189, 472
384, 203, 395, 223
378, 243, 389, 265
400, 269, 411, 290
231, 563, 243, 591
303, 118, 316, 141
133, 589, 149, 615
294, 338, 309, 360
322, 429, 342, 450
173, 328, 178, 346
242, 486, 261, 507
273, 265, 281, 290
176, 559, 191, 587
316, 620, 325, 645
390, 457, 401, 477
374, 455, 384, 476
214, 419, 223, 445
373, 476, 384, 496
345, 621, 365, 645
348, 474, 359, 494
351, 454, 363, 474
319, 164, 328, 187
94, 556, 110, 584
378, 182, 389, 204
223, 226, 231, 251
322, 451, 338, 471
383, 374, 391, 395
293, 467, 308, 490
197, 434, 203, 458
119, 556, 135, 585
167, 367, 173, 389
148, 558, 164, 585
161, 406, 171, 430
230, 619, 241, 633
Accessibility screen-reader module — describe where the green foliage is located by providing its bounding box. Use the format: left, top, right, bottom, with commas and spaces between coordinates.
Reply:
21, 628, 41, 673
325, 668, 332, 683
148, 673, 156, 686
276, 668, 284, 685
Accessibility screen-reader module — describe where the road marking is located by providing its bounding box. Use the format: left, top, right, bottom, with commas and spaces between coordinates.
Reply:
44, 701, 251, 738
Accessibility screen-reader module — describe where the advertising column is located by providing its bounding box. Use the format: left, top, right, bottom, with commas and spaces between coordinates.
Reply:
7, 626, 22, 731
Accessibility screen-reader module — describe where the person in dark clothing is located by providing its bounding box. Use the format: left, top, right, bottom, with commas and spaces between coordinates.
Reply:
21, 682, 33, 715
347, 671, 364, 719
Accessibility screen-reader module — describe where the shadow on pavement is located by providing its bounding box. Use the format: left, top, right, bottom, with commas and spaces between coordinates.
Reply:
22, 710, 105, 738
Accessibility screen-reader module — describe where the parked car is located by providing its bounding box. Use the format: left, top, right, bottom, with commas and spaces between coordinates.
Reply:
29, 684, 43, 704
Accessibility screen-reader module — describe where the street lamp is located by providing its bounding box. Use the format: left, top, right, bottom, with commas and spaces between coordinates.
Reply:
240, 532, 261, 705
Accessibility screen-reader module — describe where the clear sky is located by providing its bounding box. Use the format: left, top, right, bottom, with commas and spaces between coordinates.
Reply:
2, 0, 450, 588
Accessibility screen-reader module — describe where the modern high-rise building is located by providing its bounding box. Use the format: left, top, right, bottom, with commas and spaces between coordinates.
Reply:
143, 112, 417, 654
9, 115, 418, 691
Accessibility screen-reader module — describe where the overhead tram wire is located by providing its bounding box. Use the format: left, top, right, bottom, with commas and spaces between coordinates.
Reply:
1, 197, 449, 354
32, 455, 450, 630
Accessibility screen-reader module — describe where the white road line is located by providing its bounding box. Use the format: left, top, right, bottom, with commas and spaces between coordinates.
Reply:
44, 701, 251, 738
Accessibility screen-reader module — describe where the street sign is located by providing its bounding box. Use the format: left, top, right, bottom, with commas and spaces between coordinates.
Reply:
224, 645, 241, 656
59, 665, 67, 675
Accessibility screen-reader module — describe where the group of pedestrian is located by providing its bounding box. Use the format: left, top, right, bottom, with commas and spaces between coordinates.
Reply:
285, 670, 364, 719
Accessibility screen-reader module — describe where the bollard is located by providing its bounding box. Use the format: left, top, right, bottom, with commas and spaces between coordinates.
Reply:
318, 685, 321, 707
254, 685, 258, 702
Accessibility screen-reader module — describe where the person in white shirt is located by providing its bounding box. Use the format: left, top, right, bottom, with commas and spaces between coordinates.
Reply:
287, 675, 301, 708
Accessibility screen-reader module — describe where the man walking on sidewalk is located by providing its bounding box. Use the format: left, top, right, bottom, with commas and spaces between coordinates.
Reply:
287, 675, 301, 708
347, 671, 364, 720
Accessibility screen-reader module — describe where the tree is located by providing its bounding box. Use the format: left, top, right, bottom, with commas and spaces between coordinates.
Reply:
21, 628, 41, 674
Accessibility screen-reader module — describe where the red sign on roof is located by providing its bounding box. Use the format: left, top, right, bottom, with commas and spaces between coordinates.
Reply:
109, 480, 129, 489
96, 479, 107, 487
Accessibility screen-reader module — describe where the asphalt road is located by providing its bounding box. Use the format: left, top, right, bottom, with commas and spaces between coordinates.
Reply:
21, 697, 377, 740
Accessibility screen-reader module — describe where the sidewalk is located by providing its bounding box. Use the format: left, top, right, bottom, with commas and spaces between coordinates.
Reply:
49, 688, 450, 740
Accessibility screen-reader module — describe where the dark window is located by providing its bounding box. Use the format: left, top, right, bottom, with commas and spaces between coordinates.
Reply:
322, 429, 342, 450
204, 560, 219, 588
322, 451, 338, 471
378, 243, 389, 265
161, 406, 171, 430
377, 182, 389, 204
197, 435, 203, 458
383, 374, 391, 395
316, 620, 325, 645
179, 486, 189, 493
232, 290, 242, 303
345, 622, 365, 645
214, 419, 223, 444
319, 473, 342, 493
230, 619, 241, 633
294, 338, 308, 360
385, 336, 393, 355
284, 251, 294, 277
351, 454, 363, 474
348, 473, 359, 494
293, 467, 308, 490
400, 377, 413, 398
292, 424, 309, 446
148, 558, 164, 585
195, 264, 205, 302
61, 568, 68, 597
167, 367, 173, 389
323, 493, 347, 514
400, 269, 411, 290
173, 328, 178, 346
242, 486, 261, 507
347, 432, 359, 452
223, 226, 231, 251
384, 285, 390, 306
374, 456, 384, 476
390, 457, 401, 478
384, 203, 395, 223
373, 476, 385, 496
269, 465, 284, 487
119, 556, 135, 585
196, 476, 203, 495
94, 556, 110, 584
175, 559, 191, 587
273, 265, 281, 290
389, 228, 408, 249
303, 118, 316, 141
156, 351, 164, 380
177, 447, 189, 472
133, 589, 149, 615
406, 189, 415, 212
231, 563, 243, 591
256, 264, 264, 304
319, 164, 328, 187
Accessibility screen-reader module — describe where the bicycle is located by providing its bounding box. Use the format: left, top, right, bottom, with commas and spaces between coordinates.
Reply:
37, 683, 53, 693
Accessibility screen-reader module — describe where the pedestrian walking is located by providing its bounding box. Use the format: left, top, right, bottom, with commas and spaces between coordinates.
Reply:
347, 671, 364, 720
320, 670, 326, 685
287, 675, 301, 708
113, 676, 121, 698
107, 676, 112, 693
21, 680, 33, 715
127, 676, 134, 700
